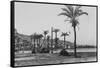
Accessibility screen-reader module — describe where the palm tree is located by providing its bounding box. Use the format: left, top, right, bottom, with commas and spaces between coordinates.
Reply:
61, 32, 69, 48
58, 5, 88, 57
43, 30, 48, 39
43, 30, 49, 48
51, 27, 54, 53
53, 29, 60, 48
47, 35, 50, 48
38, 34, 43, 48
30, 33, 38, 53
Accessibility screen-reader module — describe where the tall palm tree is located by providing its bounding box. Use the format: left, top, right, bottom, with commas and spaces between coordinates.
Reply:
47, 35, 50, 48
53, 29, 60, 48
51, 27, 54, 53
38, 34, 43, 48
58, 5, 88, 57
43, 30, 49, 48
61, 32, 69, 48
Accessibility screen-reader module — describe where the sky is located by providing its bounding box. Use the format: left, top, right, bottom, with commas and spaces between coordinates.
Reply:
15, 2, 97, 45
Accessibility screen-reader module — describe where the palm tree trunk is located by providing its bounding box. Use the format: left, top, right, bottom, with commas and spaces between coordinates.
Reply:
74, 27, 77, 57
47, 39, 49, 49
64, 36, 66, 48
51, 27, 53, 53
34, 38, 36, 53
44, 35, 46, 48
55, 32, 57, 48
37, 39, 39, 53
39, 39, 41, 48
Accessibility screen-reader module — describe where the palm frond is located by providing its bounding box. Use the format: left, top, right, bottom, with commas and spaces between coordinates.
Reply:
58, 12, 72, 18
64, 19, 70, 22
65, 5, 73, 12
74, 6, 82, 17
61, 32, 69, 36
65, 5, 74, 16
78, 12, 88, 16
74, 6, 88, 17
43, 31, 48, 35
53, 29, 60, 33
61, 8, 71, 14
38, 34, 43, 38
75, 6, 81, 11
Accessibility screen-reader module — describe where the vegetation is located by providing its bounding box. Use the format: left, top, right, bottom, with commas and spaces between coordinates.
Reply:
58, 5, 88, 57
43, 30, 49, 48
53, 29, 60, 48
61, 32, 70, 48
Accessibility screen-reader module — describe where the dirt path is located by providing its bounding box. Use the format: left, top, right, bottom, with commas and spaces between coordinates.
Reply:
15, 53, 96, 66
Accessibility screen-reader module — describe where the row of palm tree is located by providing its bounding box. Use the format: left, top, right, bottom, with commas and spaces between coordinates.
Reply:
29, 28, 70, 53
30, 33, 43, 52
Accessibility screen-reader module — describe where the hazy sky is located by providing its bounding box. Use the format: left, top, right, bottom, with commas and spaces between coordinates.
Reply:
15, 2, 97, 45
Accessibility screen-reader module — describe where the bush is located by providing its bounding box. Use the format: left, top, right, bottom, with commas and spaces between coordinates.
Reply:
32, 49, 36, 54
40, 48, 50, 53
59, 49, 70, 56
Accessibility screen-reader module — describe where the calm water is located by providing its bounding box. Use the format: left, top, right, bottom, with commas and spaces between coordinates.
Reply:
53, 48, 97, 53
